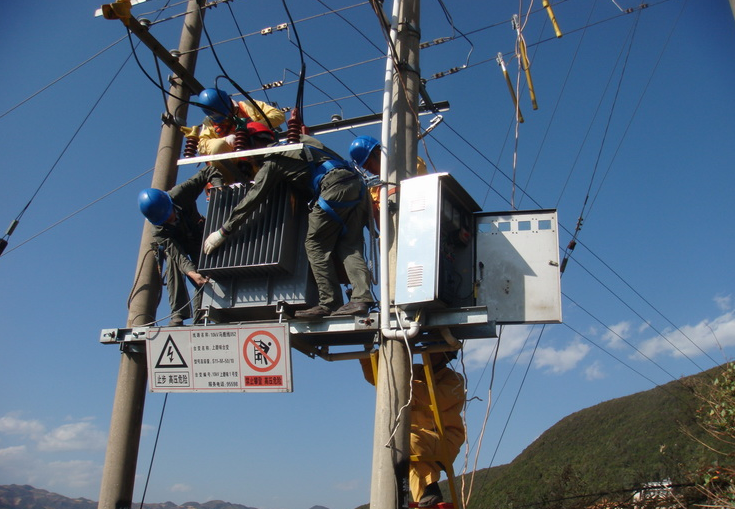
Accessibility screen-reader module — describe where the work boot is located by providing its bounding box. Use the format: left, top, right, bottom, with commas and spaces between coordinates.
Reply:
418, 482, 443, 508
294, 305, 332, 319
331, 301, 370, 316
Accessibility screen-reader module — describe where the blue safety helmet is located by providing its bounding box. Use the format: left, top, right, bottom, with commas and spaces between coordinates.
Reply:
194, 88, 232, 122
138, 188, 173, 225
349, 135, 380, 167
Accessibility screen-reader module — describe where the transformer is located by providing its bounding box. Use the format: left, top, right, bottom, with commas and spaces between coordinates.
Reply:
197, 183, 316, 322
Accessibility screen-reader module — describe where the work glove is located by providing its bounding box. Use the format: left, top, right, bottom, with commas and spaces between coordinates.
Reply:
223, 133, 237, 149
203, 228, 228, 254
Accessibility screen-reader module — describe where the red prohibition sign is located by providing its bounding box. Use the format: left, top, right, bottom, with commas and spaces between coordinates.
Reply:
243, 330, 281, 372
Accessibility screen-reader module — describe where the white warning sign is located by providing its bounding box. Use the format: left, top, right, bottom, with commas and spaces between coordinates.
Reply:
146, 324, 291, 393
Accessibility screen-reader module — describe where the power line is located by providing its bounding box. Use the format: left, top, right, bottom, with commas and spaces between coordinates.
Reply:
0, 167, 154, 258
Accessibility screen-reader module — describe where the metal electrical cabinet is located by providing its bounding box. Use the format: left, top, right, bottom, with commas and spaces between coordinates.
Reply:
198, 183, 317, 322
395, 173, 480, 310
395, 173, 562, 324
474, 209, 562, 324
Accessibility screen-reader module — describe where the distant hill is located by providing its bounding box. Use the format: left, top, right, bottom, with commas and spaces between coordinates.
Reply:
458, 364, 730, 508
0, 485, 266, 509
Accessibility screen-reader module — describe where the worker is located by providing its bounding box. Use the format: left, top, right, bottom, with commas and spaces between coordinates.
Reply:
202, 124, 374, 318
182, 88, 286, 184
137, 167, 215, 326
349, 135, 427, 214
360, 350, 465, 507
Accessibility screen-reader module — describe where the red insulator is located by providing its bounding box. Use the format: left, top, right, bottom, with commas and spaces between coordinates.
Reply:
287, 118, 301, 144
183, 137, 198, 158
235, 129, 250, 151
287, 107, 303, 144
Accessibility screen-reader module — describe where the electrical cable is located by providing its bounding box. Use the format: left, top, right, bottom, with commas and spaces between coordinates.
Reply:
281, 0, 307, 120
432, 116, 714, 373
562, 292, 680, 384
0, 167, 154, 258
286, 44, 376, 114
196, 0, 275, 130
565, 254, 707, 371
0, 36, 127, 121
317, 0, 385, 55
138, 392, 169, 509
383, 312, 416, 448
435, 0, 474, 69
224, 1, 273, 104
517, 0, 597, 209
1, 51, 137, 256
584, 0, 689, 220
474, 325, 547, 493
460, 328, 500, 508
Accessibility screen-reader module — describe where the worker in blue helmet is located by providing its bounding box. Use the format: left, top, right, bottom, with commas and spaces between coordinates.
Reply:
202, 132, 374, 318
182, 88, 286, 184
138, 168, 215, 326
349, 135, 381, 173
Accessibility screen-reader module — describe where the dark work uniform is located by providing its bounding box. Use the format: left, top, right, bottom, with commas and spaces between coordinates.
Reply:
220, 135, 372, 311
152, 168, 212, 322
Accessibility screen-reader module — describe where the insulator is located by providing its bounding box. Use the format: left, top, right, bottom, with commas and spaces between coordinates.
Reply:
287, 118, 301, 144
183, 137, 198, 158
234, 130, 250, 152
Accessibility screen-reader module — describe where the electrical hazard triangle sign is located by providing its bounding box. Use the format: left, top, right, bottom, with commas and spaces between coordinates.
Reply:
155, 335, 188, 368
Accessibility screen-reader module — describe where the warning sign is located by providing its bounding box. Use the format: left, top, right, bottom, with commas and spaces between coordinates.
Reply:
155, 336, 188, 368
145, 324, 291, 393
243, 330, 281, 372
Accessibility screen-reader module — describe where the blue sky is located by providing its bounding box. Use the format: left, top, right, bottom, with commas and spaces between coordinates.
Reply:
1, 1, 734, 509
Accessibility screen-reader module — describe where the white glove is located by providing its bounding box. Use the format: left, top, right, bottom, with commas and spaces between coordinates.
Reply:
224, 134, 237, 148
204, 229, 227, 254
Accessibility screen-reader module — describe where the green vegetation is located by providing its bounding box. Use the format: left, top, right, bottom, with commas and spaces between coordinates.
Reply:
445, 364, 735, 509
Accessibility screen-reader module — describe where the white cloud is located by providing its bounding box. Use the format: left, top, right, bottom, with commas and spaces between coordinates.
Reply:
534, 339, 591, 374
636, 310, 735, 360
0, 413, 106, 499
45, 460, 101, 490
714, 294, 732, 311
461, 325, 538, 371
37, 421, 107, 452
584, 361, 606, 380
601, 321, 631, 349
0, 414, 45, 439
0, 445, 27, 460
171, 483, 192, 493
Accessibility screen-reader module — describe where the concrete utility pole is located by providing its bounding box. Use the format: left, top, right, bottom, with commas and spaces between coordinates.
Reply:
370, 0, 422, 507
97, 2, 204, 508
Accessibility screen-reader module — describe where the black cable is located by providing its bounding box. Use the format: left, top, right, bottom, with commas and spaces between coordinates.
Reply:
0, 167, 154, 258
0, 36, 127, 120
288, 45, 375, 114
138, 393, 169, 509
562, 293, 679, 384
1, 52, 135, 257
565, 255, 705, 371
434, 0, 474, 69
281, 0, 306, 118
224, 1, 272, 104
